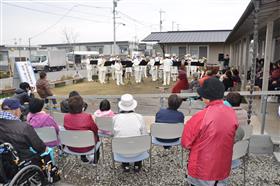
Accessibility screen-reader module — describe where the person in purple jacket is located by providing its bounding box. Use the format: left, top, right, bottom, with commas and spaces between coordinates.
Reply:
27, 98, 60, 147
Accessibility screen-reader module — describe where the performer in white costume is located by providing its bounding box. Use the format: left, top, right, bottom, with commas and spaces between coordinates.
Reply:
148, 56, 157, 81
86, 55, 93, 81
133, 55, 141, 83
97, 54, 106, 84
162, 54, 172, 86
109, 56, 115, 80
140, 55, 147, 79
154, 54, 161, 81
114, 59, 124, 86
125, 55, 133, 80
171, 54, 179, 82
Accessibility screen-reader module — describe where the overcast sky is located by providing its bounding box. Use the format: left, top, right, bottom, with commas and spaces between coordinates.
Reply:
1, 0, 251, 45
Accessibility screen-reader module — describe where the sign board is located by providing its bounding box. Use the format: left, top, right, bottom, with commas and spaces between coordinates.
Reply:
13, 61, 37, 90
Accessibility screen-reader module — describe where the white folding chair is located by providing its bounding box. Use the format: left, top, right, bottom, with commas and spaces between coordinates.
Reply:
59, 130, 101, 177
232, 140, 249, 185
34, 127, 58, 146
52, 112, 65, 126
95, 117, 114, 137
111, 135, 151, 178
95, 116, 114, 161
151, 123, 184, 167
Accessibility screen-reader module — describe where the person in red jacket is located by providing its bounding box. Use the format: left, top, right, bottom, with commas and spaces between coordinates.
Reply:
64, 96, 99, 163
171, 70, 189, 93
181, 77, 238, 186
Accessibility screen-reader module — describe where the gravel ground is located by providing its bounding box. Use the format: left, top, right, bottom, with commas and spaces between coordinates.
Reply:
56, 139, 280, 186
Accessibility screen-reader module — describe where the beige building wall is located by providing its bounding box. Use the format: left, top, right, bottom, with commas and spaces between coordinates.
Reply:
208, 43, 229, 64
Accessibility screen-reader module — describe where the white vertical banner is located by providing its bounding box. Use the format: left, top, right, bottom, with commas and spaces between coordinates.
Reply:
15, 61, 37, 90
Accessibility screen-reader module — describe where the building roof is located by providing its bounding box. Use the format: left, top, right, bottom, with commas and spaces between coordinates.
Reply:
142, 30, 231, 43
41, 41, 132, 47
226, 0, 280, 43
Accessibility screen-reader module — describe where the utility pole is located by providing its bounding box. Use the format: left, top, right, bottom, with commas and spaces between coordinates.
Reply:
159, 9, 165, 32
172, 21, 175, 31
28, 37, 31, 59
177, 24, 180, 31
113, 0, 117, 56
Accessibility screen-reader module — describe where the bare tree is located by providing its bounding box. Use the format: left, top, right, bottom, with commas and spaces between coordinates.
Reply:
62, 27, 79, 70
62, 27, 79, 52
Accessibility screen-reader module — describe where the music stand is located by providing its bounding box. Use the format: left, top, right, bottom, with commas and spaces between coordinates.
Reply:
154, 61, 161, 66
172, 61, 181, 67
104, 61, 112, 83
139, 60, 148, 66
90, 60, 98, 65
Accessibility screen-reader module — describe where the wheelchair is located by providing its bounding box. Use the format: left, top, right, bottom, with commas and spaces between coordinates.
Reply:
0, 143, 60, 186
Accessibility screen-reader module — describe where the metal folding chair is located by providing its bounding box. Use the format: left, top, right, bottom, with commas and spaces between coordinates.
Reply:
111, 135, 151, 183
150, 123, 184, 167
232, 140, 249, 185
59, 130, 101, 178
95, 116, 114, 162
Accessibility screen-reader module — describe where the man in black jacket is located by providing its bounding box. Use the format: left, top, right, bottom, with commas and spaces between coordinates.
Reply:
0, 99, 47, 160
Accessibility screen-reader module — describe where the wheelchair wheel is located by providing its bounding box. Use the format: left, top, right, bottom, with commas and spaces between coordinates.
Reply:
9, 165, 46, 186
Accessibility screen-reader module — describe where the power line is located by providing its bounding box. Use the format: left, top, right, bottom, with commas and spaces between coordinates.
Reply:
3, 2, 109, 23
28, 1, 112, 18
30, 5, 76, 39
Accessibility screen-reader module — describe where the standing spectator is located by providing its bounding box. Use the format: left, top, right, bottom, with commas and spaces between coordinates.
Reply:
60, 91, 88, 113
113, 94, 147, 172
155, 94, 184, 149
171, 70, 189, 93
181, 78, 238, 186
222, 70, 234, 91
36, 72, 58, 109
27, 98, 60, 147
64, 96, 99, 163
223, 54, 230, 69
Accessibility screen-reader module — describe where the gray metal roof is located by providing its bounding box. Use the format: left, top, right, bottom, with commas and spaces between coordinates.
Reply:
142, 30, 231, 43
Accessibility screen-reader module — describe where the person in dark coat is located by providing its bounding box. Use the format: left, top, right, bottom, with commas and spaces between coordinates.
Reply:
13, 82, 35, 119
155, 94, 184, 149
60, 91, 88, 113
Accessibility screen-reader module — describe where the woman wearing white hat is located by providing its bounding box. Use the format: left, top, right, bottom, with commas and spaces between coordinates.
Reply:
162, 54, 172, 86
113, 94, 147, 172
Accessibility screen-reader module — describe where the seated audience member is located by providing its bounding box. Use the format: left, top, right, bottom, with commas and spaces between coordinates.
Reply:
224, 92, 246, 169
224, 93, 245, 142
64, 96, 99, 163
27, 98, 60, 147
189, 72, 200, 92
94, 99, 115, 118
113, 94, 147, 172
13, 82, 34, 105
155, 94, 184, 148
222, 70, 234, 91
171, 70, 189, 93
269, 60, 280, 91
94, 99, 115, 135
36, 71, 58, 109
232, 69, 241, 90
181, 78, 238, 186
0, 99, 47, 160
198, 70, 215, 86
13, 82, 35, 119
60, 91, 88, 113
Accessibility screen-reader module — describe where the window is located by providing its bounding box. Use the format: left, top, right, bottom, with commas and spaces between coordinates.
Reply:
188, 45, 208, 60
199, 46, 208, 58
